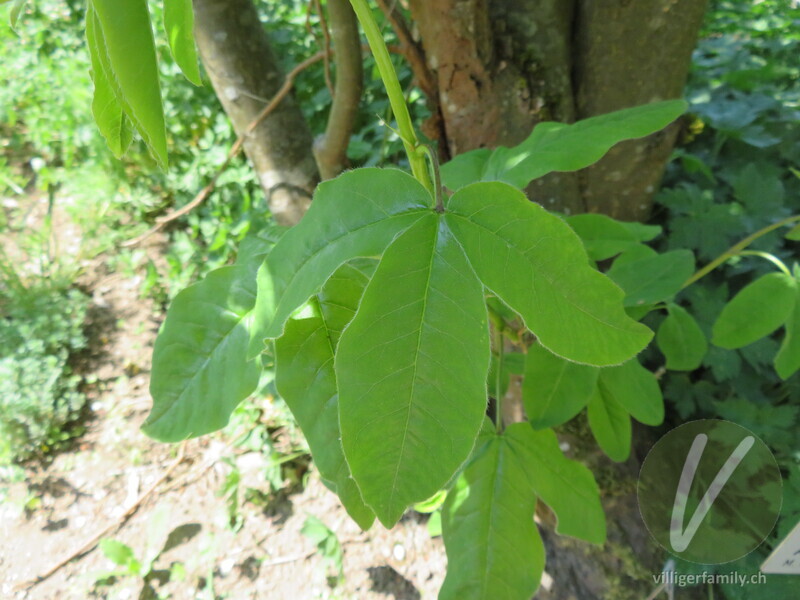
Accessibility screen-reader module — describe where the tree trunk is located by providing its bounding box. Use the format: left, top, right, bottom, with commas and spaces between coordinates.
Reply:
573, 0, 710, 220
192, 0, 319, 226
312, 0, 364, 181
409, 0, 707, 219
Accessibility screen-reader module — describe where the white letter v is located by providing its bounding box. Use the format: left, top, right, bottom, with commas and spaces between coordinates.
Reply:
669, 433, 754, 552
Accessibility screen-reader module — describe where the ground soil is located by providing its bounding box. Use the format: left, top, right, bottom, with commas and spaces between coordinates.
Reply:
0, 196, 450, 600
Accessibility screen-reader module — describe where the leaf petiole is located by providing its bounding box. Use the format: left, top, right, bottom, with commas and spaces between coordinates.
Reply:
349, 0, 432, 193
736, 250, 792, 278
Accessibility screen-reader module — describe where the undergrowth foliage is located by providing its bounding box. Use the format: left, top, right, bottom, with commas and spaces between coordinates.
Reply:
0, 282, 89, 464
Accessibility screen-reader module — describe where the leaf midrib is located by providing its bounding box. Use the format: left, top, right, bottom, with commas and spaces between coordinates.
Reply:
386, 222, 439, 515
448, 212, 633, 335
268, 209, 428, 338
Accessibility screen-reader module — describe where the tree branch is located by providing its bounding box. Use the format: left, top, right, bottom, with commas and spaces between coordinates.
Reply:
121, 52, 327, 248
313, 0, 364, 180
307, 0, 335, 96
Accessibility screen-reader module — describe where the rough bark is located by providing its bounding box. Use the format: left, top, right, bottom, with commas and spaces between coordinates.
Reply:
409, 0, 707, 218
192, 0, 318, 226
573, 0, 710, 220
313, 0, 363, 180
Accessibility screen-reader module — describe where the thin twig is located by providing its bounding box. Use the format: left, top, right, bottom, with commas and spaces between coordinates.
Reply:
121, 51, 327, 248
306, 0, 334, 96
313, 0, 364, 180
681, 213, 800, 288
316, 0, 335, 97
13, 443, 188, 592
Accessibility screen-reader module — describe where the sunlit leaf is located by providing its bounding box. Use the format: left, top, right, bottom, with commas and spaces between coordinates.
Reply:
445, 182, 652, 366
164, 0, 202, 85
248, 168, 431, 357
440, 429, 545, 600
143, 264, 263, 442
274, 262, 375, 529
337, 215, 490, 526
86, 4, 134, 158
441, 100, 687, 190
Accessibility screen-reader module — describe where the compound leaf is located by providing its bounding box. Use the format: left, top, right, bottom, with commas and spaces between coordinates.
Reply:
440, 430, 544, 600
445, 182, 652, 366
505, 424, 605, 545
587, 386, 631, 462
248, 168, 431, 357
163, 0, 202, 85
598, 360, 664, 426
657, 303, 707, 371
275, 262, 375, 529
337, 215, 490, 527
524, 343, 599, 429
712, 272, 797, 349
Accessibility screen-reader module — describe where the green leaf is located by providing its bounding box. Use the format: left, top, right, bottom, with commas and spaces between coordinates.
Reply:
505, 424, 606, 545
786, 223, 800, 241
85, 5, 134, 158
441, 100, 686, 190
440, 431, 545, 600
8, 0, 25, 28
413, 490, 448, 514
427, 510, 443, 537
607, 249, 695, 307
99, 538, 136, 568
775, 287, 800, 379
488, 351, 524, 400
587, 386, 631, 462
523, 342, 599, 429
597, 360, 664, 426
90, 0, 168, 167
712, 272, 797, 349
440, 148, 491, 191
337, 215, 490, 527
274, 263, 375, 529
143, 265, 261, 442
248, 168, 431, 357
445, 182, 652, 366
565, 213, 661, 261
656, 303, 707, 371
163, 0, 202, 85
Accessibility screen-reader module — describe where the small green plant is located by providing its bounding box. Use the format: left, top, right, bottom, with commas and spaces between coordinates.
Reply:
0, 270, 89, 464
94, 505, 195, 598
301, 515, 345, 585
